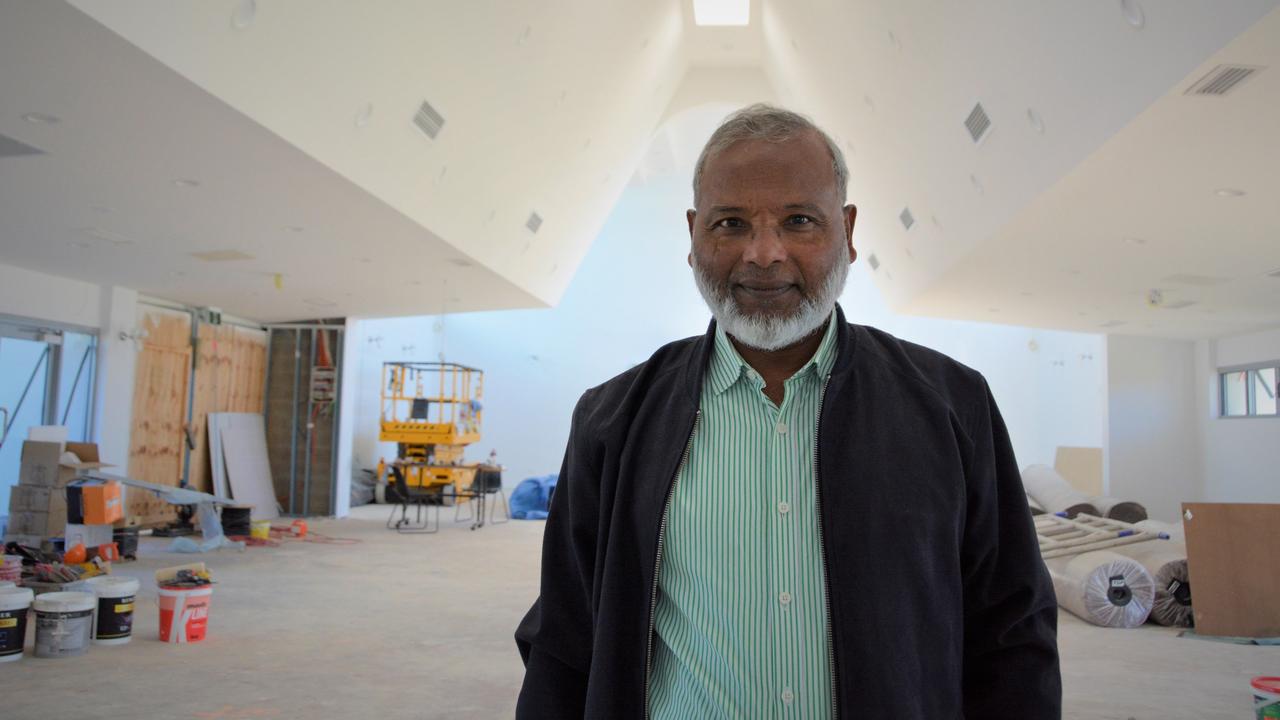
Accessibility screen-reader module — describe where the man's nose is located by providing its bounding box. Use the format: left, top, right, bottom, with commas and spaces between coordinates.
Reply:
741, 226, 787, 267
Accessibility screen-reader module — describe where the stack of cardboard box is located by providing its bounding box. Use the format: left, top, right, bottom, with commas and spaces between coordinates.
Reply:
5, 440, 116, 551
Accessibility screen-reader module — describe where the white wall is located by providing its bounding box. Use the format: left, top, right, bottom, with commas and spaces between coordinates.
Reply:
1196, 326, 1280, 505
0, 261, 100, 330
350, 170, 1107, 494
1106, 335, 1202, 522
93, 286, 138, 469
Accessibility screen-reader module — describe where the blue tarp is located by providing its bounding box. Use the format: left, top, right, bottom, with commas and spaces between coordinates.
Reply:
510, 474, 558, 520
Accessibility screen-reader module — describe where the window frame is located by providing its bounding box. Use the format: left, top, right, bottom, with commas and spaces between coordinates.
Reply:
1218, 361, 1280, 419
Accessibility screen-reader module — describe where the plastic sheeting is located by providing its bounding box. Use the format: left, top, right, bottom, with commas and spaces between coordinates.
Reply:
1022, 465, 1099, 518
1115, 540, 1193, 627
1050, 550, 1154, 628
510, 474, 558, 520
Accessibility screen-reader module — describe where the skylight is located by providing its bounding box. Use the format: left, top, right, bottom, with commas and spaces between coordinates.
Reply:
693, 0, 749, 26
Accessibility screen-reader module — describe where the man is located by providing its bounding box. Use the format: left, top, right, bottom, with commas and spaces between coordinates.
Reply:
515, 104, 1060, 718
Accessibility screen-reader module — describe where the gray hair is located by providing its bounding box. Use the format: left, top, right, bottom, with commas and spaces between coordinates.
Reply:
692, 103, 849, 207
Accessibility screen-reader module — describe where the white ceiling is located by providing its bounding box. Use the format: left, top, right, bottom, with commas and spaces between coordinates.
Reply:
1, 0, 1277, 338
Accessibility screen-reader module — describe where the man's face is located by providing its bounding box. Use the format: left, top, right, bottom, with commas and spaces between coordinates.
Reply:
688, 131, 856, 329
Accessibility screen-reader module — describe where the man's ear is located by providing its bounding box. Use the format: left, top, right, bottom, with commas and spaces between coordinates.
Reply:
844, 204, 858, 263
687, 209, 697, 237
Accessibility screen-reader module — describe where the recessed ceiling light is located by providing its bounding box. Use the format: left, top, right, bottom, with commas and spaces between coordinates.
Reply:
303, 298, 337, 308
1123, 236, 1147, 246
22, 112, 60, 125
89, 205, 111, 214
1027, 108, 1045, 134
354, 103, 373, 128
170, 270, 186, 278
231, 0, 256, 29
1020, 291, 1034, 297
518, 24, 532, 44
1214, 188, 1246, 197
448, 258, 473, 268
693, 0, 750, 26
863, 95, 876, 111
284, 225, 304, 233
1120, 0, 1145, 29
988, 308, 1000, 313
888, 30, 901, 50
192, 249, 254, 262
359, 257, 372, 263
969, 174, 984, 195
173, 178, 201, 188
1266, 268, 1280, 279
70, 240, 91, 249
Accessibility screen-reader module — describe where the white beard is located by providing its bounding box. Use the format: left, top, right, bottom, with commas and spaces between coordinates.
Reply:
693, 253, 848, 352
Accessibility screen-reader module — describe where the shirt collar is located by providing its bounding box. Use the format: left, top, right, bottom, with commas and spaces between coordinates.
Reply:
709, 310, 840, 396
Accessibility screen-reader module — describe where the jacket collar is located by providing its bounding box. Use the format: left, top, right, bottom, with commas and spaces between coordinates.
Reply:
683, 303, 857, 405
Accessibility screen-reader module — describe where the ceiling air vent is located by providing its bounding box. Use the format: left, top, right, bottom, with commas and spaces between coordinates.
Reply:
0, 132, 45, 158
191, 250, 254, 262
1267, 268, 1280, 279
413, 100, 445, 139
899, 207, 915, 231
526, 212, 543, 234
1184, 64, 1263, 96
867, 253, 880, 271
964, 102, 992, 144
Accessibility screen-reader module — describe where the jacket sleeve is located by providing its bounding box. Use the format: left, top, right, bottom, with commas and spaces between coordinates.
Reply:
514, 391, 602, 719
960, 379, 1062, 718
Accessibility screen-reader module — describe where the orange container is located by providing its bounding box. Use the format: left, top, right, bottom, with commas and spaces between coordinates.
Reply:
158, 585, 212, 643
82, 481, 123, 525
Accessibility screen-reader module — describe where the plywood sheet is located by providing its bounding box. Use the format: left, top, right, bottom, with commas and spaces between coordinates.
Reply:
218, 413, 279, 521
1183, 502, 1280, 637
1054, 446, 1104, 496
188, 325, 267, 495
126, 343, 190, 523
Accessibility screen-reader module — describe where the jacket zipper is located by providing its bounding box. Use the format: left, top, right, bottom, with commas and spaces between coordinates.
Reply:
814, 373, 838, 719
643, 408, 701, 720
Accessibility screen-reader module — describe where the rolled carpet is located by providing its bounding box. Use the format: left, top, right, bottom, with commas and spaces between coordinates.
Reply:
1049, 550, 1154, 628
1114, 540, 1193, 627
1090, 495, 1149, 523
1022, 464, 1099, 519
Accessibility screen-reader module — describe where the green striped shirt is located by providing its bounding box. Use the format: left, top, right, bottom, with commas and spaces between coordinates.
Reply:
650, 312, 839, 719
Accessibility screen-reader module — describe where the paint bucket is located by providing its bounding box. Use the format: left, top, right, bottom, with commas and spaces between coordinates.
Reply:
33, 591, 95, 658
158, 585, 213, 643
85, 576, 140, 645
1254, 677, 1280, 719
0, 586, 35, 662
250, 520, 271, 540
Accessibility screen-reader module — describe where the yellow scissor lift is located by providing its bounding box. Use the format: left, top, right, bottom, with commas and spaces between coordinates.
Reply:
379, 361, 486, 532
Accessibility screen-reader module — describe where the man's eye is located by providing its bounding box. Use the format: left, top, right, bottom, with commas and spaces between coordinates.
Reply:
787, 215, 814, 225
713, 218, 745, 229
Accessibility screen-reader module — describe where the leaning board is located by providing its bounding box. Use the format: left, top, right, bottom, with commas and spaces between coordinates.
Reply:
213, 413, 279, 521
1183, 502, 1280, 638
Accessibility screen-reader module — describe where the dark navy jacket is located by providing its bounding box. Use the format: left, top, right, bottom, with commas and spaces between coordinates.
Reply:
515, 307, 1061, 718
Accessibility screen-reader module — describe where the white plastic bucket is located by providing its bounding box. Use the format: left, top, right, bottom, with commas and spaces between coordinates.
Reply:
157, 585, 213, 643
33, 591, 95, 658
0, 586, 35, 662
85, 576, 140, 645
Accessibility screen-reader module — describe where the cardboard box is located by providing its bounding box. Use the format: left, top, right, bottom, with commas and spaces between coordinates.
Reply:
60, 442, 113, 486
7, 485, 52, 513
8, 510, 53, 536
66, 479, 123, 525
18, 440, 63, 488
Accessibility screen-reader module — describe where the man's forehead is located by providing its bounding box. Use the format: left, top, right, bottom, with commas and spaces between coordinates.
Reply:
699, 133, 837, 199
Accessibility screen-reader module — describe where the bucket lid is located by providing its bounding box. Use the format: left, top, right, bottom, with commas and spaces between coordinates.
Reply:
1253, 677, 1280, 694
85, 575, 141, 596
33, 591, 95, 613
0, 586, 35, 610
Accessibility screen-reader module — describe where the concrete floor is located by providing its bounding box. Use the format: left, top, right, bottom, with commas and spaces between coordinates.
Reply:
4, 504, 1276, 719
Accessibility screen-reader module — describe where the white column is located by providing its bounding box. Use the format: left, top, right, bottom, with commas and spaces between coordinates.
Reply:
93, 286, 138, 470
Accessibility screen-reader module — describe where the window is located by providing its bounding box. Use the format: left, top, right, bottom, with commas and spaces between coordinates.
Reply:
1219, 364, 1279, 417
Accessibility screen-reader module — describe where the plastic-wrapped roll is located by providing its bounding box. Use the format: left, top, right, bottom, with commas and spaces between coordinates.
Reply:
1134, 519, 1184, 542
1090, 495, 1148, 523
1022, 465, 1099, 519
1049, 550, 1154, 628
1114, 540, 1193, 627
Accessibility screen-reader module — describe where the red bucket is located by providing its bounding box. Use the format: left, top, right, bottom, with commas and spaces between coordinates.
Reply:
157, 585, 212, 643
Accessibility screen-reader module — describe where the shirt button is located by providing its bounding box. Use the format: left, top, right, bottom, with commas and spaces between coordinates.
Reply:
777, 501, 790, 515
779, 591, 792, 606
781, 688, 795, 705
775, 421, 788, 434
